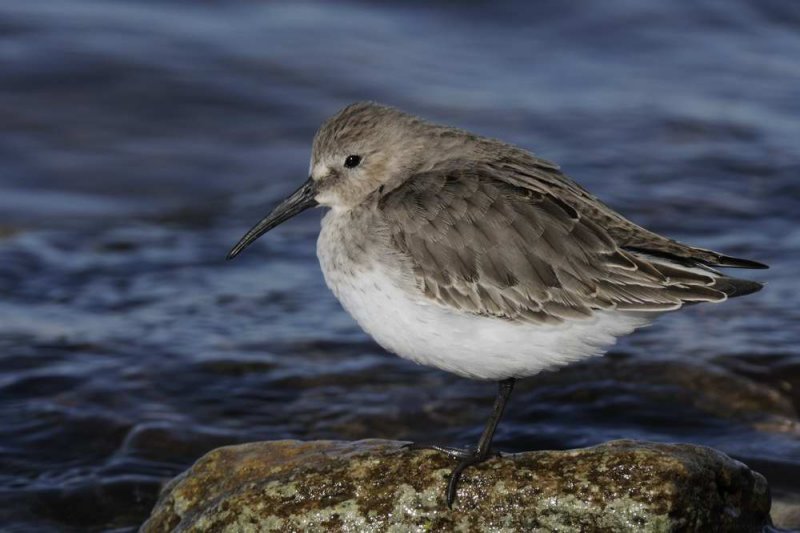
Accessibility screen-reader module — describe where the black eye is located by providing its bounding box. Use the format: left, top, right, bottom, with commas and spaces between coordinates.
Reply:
344, 155, 361, 168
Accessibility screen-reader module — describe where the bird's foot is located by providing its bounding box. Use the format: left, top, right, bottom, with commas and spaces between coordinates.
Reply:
402, 442, 478, 459
403, 442, 500, 507
445, 448, 497, 508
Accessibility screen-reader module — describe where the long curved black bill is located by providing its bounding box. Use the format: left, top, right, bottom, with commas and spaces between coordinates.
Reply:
227, 178, 318, 260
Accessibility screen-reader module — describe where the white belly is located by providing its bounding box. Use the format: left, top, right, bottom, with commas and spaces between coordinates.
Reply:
317, 213, 651, 380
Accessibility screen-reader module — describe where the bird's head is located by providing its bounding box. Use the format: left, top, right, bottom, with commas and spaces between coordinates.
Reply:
227, 102, 452, 259
309, 101, 437, 209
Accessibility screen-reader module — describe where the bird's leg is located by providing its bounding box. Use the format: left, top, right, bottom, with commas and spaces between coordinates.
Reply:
404, 378, 516, 507
444, 377, 515, 507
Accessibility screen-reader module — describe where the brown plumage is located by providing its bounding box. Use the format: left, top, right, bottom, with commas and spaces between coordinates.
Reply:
374, 155, 764, 326
299, 101, 768, 327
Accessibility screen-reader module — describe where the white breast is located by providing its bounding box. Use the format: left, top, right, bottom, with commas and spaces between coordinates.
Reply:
317, 211, 651, 380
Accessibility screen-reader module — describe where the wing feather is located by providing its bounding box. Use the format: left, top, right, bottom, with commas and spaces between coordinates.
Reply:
378, 163, 731, 324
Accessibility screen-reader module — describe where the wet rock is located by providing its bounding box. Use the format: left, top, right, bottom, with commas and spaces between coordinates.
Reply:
141, 439, 771, 532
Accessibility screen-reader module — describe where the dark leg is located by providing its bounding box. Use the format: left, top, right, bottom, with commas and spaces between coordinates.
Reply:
405, 378, 516, 507
445, 378, 515, 507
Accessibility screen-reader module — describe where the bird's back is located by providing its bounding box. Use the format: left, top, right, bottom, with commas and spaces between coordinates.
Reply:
371, 147, 766, 325
498, 145, 766, 269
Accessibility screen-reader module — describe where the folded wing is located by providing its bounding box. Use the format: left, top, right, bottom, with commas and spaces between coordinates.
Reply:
378, 162, 762, 325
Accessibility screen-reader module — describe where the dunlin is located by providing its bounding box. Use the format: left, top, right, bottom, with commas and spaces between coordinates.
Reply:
227, 102, 766, 506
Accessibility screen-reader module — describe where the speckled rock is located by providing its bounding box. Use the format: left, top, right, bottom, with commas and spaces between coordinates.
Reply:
141, 439, 771, 532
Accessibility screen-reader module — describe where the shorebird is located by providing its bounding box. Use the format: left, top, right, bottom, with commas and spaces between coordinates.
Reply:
227, 102, 767, 507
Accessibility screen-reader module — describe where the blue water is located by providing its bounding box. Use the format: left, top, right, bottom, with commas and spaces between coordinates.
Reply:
1, 1, 799, 530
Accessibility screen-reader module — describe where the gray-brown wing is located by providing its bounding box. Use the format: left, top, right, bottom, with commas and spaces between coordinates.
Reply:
490, 155, 767, 270
378, 165, 727, 324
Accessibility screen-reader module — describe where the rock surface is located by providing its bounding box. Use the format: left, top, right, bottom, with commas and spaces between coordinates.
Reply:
141, 439, 771, 532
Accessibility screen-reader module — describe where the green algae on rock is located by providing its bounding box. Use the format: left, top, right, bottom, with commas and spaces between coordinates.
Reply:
141, 439, 771, 532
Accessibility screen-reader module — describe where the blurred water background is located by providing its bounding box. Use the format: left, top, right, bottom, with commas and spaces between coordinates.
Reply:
1, 0, 799, 530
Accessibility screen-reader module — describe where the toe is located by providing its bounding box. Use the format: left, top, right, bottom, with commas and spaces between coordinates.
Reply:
404, 443, 473, 459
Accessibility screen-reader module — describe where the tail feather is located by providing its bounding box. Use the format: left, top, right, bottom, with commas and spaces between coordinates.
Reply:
714, 254, 769, 270
627, 249, 766, 303
711, 277, 765, 298
624, 246, 769, 271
